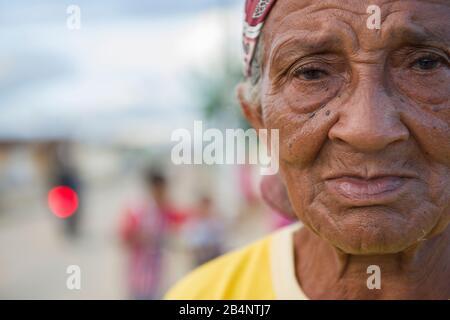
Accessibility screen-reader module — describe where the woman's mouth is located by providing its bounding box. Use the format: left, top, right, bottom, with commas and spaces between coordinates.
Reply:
325, 175, 412, 204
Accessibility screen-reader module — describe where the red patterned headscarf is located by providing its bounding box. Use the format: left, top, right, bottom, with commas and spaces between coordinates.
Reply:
243, 0, 278, 77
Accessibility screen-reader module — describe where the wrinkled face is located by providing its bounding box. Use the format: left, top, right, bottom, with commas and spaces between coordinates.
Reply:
259, 0, 450, 254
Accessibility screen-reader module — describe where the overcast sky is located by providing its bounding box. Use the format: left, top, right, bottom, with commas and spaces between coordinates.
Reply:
0, 0, 243, 144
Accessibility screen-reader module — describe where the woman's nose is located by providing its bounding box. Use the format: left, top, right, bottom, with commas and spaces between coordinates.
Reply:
328, 84, 410, 153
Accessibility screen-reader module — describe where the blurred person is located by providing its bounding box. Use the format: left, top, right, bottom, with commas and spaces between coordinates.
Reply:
233, 165, 269, 236
239, 164, 258, 205
120, 170, 179, 300
183, 196, 224, 267
52, 142, 83, 238
166, 0, 450, 299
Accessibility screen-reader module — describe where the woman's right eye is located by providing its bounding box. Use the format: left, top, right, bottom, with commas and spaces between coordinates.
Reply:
293, 66, 329, 81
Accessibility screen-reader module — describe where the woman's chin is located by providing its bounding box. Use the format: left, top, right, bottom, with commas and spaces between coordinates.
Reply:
311, 209, 437, 255
332, 235, 417, 255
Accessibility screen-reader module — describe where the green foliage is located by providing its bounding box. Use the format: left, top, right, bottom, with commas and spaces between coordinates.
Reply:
191, 56, 250, 129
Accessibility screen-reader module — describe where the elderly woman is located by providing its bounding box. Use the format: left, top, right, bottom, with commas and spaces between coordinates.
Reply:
166, 0, 450, 300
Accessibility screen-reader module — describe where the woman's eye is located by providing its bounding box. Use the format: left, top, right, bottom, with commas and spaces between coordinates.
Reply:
411, 56, 442, 71
294, 68, 328, 81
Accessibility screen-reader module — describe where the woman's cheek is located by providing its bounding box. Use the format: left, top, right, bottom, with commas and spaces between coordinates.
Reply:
390, 68, 450, 165
392, 68, 450, 106
262, 80, 341, 165
283, 77, 342, 114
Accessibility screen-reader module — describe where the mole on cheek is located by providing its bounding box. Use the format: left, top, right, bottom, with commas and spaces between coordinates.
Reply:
326, 110, 331, 116
431, 106, 448, 112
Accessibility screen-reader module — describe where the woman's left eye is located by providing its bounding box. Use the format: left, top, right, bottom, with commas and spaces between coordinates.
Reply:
411, 55, 442, 71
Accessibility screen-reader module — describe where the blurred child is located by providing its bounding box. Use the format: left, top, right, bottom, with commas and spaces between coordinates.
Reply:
183, 196, 223, 267
120, 170, 178, 299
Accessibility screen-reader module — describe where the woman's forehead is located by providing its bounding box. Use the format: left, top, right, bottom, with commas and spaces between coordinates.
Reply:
262, 0, 450, 56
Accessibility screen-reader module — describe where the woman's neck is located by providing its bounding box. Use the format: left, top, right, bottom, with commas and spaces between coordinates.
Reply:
293, 225, 450, 299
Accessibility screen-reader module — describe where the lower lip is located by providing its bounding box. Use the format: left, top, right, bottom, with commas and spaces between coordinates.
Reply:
326, 176, 409, 203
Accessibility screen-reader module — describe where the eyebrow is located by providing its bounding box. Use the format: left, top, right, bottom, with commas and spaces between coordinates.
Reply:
384, 23, 450, 50
268, 32, 351, 79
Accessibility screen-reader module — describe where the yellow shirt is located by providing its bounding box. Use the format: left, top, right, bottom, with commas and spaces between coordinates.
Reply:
165, 223, 308, 300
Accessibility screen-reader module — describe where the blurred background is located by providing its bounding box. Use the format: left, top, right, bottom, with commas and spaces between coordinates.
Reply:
0, 0, 292, 299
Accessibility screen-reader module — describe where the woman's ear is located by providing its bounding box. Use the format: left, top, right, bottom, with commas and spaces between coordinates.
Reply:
260, 174, 296, 220
236, 82, 264, 130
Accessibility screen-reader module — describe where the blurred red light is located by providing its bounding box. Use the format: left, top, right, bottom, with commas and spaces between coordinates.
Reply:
48, 186, 78, 218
